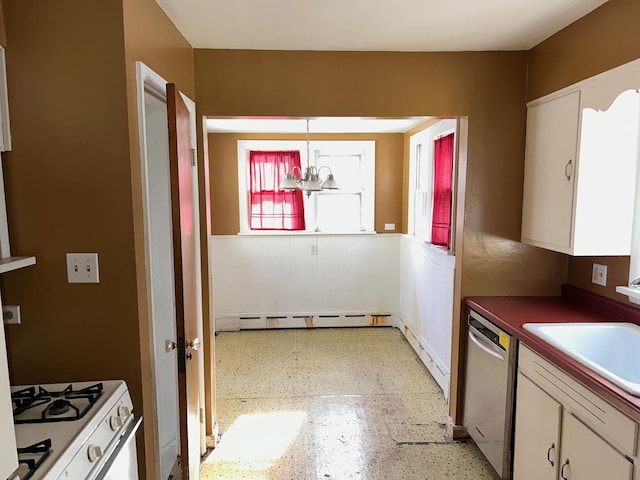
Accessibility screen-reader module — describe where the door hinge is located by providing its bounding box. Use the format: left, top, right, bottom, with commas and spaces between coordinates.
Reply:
200, 407, 205, 424
191, 148, 197, 167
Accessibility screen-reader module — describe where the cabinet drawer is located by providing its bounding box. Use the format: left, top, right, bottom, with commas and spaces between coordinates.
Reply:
519, 345, 638, 457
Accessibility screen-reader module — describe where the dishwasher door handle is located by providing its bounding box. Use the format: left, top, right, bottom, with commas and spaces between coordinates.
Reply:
468, 330, 505, 361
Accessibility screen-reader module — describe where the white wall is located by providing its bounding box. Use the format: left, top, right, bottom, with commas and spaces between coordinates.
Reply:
211, 234, 400, 317
398, 235, 455, 399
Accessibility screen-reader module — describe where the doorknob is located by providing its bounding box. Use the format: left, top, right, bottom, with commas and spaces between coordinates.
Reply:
187, 338, 200, 350
164, 340, 177, 352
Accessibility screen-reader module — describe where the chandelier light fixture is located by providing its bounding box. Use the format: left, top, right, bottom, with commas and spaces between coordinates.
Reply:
280, 119, 339, 195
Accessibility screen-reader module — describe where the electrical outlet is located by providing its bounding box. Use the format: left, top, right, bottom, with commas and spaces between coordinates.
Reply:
66, 253, 100, 283
592, 263, 607, 287
2, 305, 20, 324
384, 223, 396, 231
310, 244, 318, 255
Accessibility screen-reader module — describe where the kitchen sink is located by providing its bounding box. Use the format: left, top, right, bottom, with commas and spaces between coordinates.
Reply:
523, 322, 640, 396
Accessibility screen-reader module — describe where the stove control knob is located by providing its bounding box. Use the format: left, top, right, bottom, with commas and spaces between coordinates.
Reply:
118, 405, 131, 419
110, 415, 123, 431
87, 444, 103, 463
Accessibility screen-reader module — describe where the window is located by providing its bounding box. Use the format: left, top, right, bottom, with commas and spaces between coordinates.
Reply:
248, 150, 305, 230
431, 133, 455, 247
408, 120, 457, 250
238, 140, 375, 233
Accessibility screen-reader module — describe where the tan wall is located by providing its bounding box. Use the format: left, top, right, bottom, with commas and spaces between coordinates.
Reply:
209, 132, 404, 234
527, 0, 640, 304
195, 49, 566, 296
195, 49, 568, 421
0, 1, 194, 479
0, 0, 137, 418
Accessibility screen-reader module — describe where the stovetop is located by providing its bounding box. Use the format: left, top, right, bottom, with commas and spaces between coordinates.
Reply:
12, 382, 104, 424
14, 439, 52, 480
10, 380, 131, 480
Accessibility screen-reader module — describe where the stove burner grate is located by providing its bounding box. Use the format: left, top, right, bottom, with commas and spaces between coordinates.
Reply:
11, 383, 104, 423
45, 398, 73, 417
17, 439, 52, 480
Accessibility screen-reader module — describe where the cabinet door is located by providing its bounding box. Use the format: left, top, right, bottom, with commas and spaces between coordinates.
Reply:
521, 90, 580, 252
560, 413, 633, 480
0, 303, 18, 478
512, 373, 561, 480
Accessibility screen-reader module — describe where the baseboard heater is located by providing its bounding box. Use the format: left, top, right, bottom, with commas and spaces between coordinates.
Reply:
215, 312, 395, 332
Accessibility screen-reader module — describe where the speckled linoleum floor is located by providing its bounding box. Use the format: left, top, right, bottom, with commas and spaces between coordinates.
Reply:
198, 328, 499, 480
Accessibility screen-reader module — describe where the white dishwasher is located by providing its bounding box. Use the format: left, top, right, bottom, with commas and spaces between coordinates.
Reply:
463, 308, 517, 480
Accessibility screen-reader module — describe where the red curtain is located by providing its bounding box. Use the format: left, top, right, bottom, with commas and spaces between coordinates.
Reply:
431, 133, 454, 248
249, 150, 305, 230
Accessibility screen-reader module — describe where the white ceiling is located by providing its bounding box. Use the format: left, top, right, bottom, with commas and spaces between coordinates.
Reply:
207, 117, 431, 134
155, 0, 608, 52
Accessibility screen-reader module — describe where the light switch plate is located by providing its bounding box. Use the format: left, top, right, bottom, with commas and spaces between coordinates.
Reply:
592, 263, 607, 287
66, 253, 100, 283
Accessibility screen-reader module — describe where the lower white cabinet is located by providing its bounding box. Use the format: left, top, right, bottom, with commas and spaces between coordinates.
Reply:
560, 412, 633, 479
513, 373, 561, 480
513, 345, 637, 480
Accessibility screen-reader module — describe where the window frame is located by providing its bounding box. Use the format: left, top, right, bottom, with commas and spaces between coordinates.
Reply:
237, 140, 376, 234
407, 120, 457, 251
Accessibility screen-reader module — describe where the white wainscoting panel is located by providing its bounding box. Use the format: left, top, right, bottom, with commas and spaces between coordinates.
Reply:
211, 234, 400, 319
398, 236, 455, 399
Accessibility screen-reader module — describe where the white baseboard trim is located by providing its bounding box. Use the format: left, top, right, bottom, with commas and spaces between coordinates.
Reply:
396, 314, 449, 401
215, 312, 397, 332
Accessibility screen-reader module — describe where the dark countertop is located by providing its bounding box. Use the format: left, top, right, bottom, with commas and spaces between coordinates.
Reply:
465, 285, 640, 421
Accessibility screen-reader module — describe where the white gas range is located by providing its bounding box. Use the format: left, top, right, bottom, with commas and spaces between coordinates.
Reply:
8, 380, 141, 480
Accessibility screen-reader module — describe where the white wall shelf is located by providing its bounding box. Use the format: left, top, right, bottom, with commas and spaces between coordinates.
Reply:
0, 255, 36, 274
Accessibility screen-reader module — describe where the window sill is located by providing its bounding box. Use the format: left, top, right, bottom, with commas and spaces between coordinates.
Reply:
615, 286, 640, 305
403, 234, 453, 255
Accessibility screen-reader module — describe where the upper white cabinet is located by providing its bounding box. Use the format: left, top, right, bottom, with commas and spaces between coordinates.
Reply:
522, 59, 640, 256
522, 91, 581, 252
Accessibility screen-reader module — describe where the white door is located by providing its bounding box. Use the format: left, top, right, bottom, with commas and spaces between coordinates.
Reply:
512, 373, 561, 480
138, 62, 207, 480
143, 90, 180, 479
166, 83, 202, 480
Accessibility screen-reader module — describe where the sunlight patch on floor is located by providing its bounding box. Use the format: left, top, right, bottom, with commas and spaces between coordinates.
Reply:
203, 410, 306, 476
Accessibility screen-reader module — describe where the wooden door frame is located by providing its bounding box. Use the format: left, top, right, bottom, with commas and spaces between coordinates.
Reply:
135, 61, 207, 479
